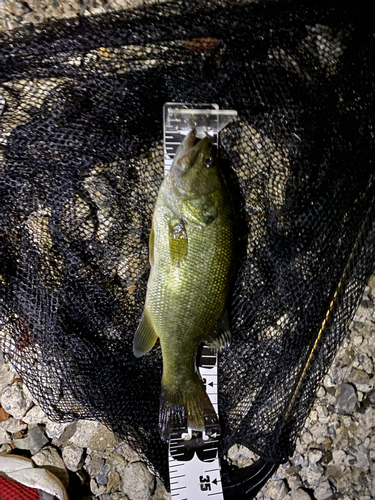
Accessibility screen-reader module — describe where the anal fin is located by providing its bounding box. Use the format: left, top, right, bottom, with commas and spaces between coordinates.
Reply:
133, 310, 158, 357
205, 308, 231, 351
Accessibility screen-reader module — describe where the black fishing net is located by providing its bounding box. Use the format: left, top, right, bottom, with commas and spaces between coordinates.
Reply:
0, 0, 374, 490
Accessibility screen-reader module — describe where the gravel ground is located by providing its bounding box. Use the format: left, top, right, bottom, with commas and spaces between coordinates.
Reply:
1, 1, 375, 499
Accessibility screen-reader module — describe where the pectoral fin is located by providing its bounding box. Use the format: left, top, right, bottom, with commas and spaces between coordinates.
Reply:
205, 308, 231, 351
169, 218, 188, 267
133, 311, 158, 357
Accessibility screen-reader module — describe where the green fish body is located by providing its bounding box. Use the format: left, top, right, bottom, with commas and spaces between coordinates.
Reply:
133, 130, 233, 440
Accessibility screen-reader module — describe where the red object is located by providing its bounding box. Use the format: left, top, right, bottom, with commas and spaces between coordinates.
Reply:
0, 475, 40, 500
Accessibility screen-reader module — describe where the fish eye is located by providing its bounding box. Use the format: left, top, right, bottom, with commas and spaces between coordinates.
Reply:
205, 157, 213, 167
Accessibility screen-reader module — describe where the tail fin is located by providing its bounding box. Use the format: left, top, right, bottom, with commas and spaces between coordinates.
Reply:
159, 372, 220, 441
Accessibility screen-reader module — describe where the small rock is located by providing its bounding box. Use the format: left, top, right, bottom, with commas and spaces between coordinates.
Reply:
300, 430, 314, 445
62, 444, 84, 471
327, 421, 340, 439
316, 386, 326, 398
341, 415, 352, 427
307, 421, 328, 441
107, 470, 121, 492
292, 452, 308, 468
96, 467, 109, 485
28, 424, 49, 455
71, 421, 120, 450
13, 436, 29, 450
332, 449, 347, 466
70, 420, 101, 448
22, 405, 49, 425
302, 463, 324, 488
309, 409, 318, 421
116, 441, 142, 463
315, 405, 329, 424
349, 368, 373, 392
335, 384, 357, 413
32, 445, 69, 488
2, 417, 27, 434
322, 436, 333, 450
263, 479, 288, 500
350, 445, 370, 468
314, 480, 333, 500
286, 474, 302, 491
325, 362, 352, 387
308, 449, 323, 464
88, 423, 121, 451
227, 443, 259, 467
46, 420, 73, 441
368, 390, 375, 407
321, 450, 333, 465
86, 456, 105, 477
59, 421, 78, 444
357, 354, 373, 374
353, 335, 363, 346
335, 426, 349, 450
274, 463, 290, 480
0, 382, 33, 419
121, 461, 155, 499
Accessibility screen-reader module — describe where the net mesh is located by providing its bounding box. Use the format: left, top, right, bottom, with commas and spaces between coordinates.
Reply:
0, 0, 374, 487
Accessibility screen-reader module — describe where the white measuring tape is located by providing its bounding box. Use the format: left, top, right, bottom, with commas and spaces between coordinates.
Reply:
163, 103, 237, 500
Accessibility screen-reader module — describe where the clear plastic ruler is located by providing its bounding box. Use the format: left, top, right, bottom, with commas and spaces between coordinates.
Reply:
163, 103, 237, 500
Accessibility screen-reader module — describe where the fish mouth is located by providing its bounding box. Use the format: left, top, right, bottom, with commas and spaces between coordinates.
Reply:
180, 129, 197, 152
175, 131, 212, 171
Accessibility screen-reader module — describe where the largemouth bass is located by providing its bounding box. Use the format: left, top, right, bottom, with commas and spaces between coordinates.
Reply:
133, 130, 233, 440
